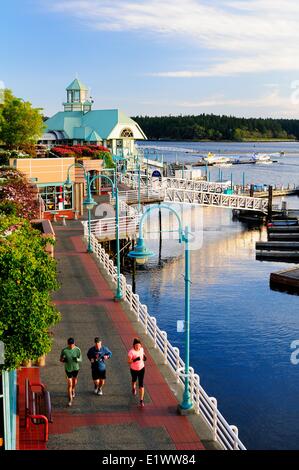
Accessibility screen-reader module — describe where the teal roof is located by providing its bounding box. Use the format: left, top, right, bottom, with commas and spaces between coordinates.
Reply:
44, 109, 141, 140
66, 78, 88, 91
86, 130, 102, 142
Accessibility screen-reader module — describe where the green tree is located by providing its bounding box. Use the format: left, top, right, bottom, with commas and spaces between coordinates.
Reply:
0, 89, 45, 148
0, 215, 60, 370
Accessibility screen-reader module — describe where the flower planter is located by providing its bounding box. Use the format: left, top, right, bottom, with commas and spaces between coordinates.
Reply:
37, 355, 46, 367
22, 359, 32, 368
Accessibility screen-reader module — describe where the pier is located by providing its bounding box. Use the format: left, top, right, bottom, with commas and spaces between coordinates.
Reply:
270, 267, 299, 293
17, 219, 245, 450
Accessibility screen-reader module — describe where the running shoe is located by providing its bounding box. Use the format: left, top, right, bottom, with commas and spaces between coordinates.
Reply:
132, 388, 137, 396
139, 400, 145, 408
94, 386, 98, 394
97, 388, 103, 396
72, 390, 76, 398
68, 400, 72, 407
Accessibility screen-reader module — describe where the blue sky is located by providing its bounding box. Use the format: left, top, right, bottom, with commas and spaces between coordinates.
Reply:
1, 0, 299, 118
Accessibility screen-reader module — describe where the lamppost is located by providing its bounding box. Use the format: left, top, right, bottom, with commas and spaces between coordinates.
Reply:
128, 203, 194, 413
83, 173, 123, 301
64, 162, 93, 253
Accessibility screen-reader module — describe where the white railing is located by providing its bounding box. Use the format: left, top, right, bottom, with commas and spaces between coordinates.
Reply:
118, 173, 231, 193
117, 173, 268, 213
162, 177, 231, 192
164, 188, 268, 213
82, 216, 138, 240
117, 189, 164, 203
85, 232, 246, 450
82, 200, 139, 240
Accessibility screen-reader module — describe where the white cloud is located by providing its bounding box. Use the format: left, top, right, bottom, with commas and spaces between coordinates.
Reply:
48, 0, 299, 77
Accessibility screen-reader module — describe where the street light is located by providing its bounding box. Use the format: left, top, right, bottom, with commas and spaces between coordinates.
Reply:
128, 203, 194, 412
84, 173, 122, 301
64, 163, 95, 253
128, 237, 154, 265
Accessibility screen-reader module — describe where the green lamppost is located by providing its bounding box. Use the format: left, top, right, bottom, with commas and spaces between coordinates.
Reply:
64, 162, 93, 253
128, 203, 194, 412
84, 173, 123, 301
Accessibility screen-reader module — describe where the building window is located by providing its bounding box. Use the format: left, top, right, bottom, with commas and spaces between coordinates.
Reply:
39, 185, 73, 211
120, 128, 133, 138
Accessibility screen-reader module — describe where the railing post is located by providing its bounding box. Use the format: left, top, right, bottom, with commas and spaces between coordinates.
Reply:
210, 397, 218, 442
144, 305, 148, 334
135, 294, 140, 320
230, 425, 239, 450
173, 347, 180, 383
189, 366, 195, 406
127, 284, 133, 310
151, 317, 157, 347
121, 274, 126, 298
194, 374, 200, 414
162, 331, 168, 364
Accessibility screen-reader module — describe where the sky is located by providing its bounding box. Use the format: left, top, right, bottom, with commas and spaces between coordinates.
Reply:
1, 0, 299, 118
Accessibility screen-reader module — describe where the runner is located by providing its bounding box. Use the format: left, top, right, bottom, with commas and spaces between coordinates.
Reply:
60, 337, 82, 407
128, 338, 146, 407
87, 337, 112, 396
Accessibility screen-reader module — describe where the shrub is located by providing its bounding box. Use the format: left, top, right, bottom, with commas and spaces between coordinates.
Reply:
0, 167, 39, 219
0, 215, 60, 370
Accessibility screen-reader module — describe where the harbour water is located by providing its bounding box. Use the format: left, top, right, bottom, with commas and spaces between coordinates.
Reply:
130, 141, 299, 450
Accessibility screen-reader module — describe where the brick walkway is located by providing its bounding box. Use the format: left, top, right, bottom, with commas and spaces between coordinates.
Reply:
35, 220, 206, 450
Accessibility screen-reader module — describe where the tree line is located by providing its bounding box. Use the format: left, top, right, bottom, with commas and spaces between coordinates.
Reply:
132, 114, 299, 141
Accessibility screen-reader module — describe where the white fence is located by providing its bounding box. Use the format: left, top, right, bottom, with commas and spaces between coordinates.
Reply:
164, 188, 268, 213
117, 173, 268, 213
84, 232, 246, 451
82, 200, 139, 241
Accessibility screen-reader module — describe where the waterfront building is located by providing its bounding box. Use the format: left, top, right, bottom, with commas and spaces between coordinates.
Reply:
40, 78, 146, 157
9, 156, 104, 220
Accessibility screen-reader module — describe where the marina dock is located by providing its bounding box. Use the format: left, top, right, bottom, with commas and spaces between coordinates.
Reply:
270, 267, 299, 293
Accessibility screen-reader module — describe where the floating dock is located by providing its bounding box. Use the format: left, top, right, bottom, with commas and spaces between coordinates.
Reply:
270, 267, 299, 294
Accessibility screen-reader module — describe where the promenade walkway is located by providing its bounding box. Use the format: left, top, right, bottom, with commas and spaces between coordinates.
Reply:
35, 220, 211, 450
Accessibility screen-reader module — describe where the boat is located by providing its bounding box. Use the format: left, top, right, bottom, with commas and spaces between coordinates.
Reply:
203, 152, 232, 166
252, 153, 272, 164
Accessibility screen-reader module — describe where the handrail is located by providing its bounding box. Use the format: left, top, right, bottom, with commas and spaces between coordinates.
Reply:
83, 229, 246, 450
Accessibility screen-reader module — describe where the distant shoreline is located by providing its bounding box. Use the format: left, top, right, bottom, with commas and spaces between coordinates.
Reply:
138, 139, 297, 143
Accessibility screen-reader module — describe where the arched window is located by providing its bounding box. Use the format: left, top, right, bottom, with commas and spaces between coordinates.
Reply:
120, 128, 134, 138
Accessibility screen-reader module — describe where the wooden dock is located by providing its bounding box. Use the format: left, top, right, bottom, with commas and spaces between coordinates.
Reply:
256, 241, 299, 251
268, 233, 299, 241
256, 252, 299, 262
268, 226, 299, 233
270, 267, 299, 293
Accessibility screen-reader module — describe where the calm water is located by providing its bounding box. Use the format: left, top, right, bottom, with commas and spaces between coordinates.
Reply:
130, 141, 299, 449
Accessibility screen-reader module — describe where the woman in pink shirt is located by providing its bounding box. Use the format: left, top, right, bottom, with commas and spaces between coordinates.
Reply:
128, 338, 146, 407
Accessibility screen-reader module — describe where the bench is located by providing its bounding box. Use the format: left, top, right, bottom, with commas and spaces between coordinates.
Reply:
50, 211, 59, 222
25, 378, 52, 441
57, 214, 68, 226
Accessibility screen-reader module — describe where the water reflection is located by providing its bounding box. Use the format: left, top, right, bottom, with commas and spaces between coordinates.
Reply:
129, 202, 299, 450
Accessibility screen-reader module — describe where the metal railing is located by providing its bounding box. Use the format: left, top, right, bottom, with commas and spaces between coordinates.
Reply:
83, 230, 246, 450
117, 173, 268, 213
164, 188, 268, 213
82, 200, 139, 241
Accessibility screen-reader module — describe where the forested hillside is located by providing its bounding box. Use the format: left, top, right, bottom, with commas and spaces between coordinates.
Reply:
132, 114, 299, 141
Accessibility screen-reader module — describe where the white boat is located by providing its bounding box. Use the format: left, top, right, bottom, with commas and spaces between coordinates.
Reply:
203, 152, 232, 165
252, 153, 272, 164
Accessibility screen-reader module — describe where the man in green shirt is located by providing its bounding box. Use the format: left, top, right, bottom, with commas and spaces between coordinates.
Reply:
60, 337, 82, 407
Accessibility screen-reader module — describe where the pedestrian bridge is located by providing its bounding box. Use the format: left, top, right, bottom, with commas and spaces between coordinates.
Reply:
117, 173, 268, 213
83, 174, 268, 241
